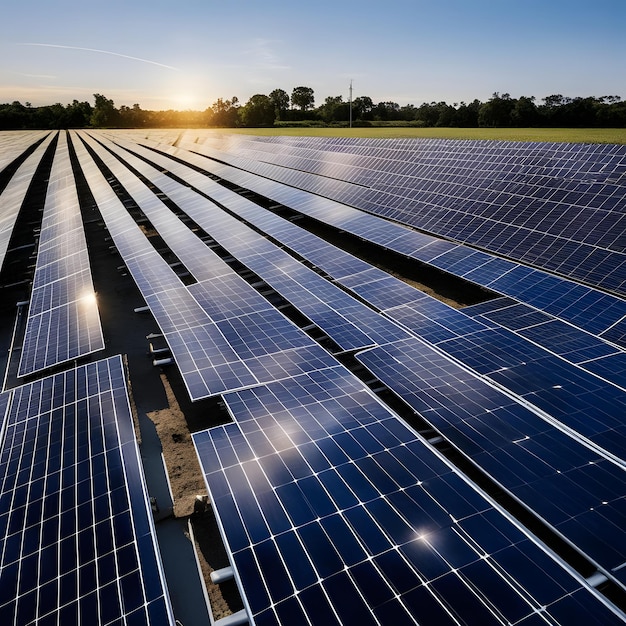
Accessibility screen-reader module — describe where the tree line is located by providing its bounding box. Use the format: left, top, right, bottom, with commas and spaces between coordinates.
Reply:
1, 89, 625, 130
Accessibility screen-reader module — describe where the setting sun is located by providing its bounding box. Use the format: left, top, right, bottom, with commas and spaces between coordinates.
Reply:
171, 93, 202, 110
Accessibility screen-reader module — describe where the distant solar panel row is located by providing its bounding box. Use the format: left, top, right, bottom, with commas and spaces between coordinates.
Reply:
180, 133, 626, 297
0, 355, 175, 624
72, 131, 337, 399
136, 134, 626, 350
93, 133, 412, 353
105, 137, 626, 447
0, 133, 56, 274
194, 366, 625, 626
0, 130, 50, 176
18, 132, 103, 376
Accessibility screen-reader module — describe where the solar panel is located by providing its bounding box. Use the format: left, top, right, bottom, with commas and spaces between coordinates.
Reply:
18, 132, 104, 376
355, 337, 626, 589
0, 355, 175, 624
0, 132, 57, 274
176, 134, 626, 296
71, 132, 337, 400
194, 366, 624, 625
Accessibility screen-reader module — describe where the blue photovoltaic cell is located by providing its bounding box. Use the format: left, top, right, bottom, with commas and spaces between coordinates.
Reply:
0, 356, 175, 624
355, 337, 626, 588
194, 366, 624, 625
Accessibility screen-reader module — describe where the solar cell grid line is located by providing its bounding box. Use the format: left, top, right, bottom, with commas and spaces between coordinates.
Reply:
193, 366, 626, 626
72, 132, 338, 400
0, 132, 57, 273
17, 132, 104, 377
354, 337, 626, 590
0, 355, 176, 625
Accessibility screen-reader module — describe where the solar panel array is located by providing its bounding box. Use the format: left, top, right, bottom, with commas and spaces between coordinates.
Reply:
18, 132, 104, 376
194, 367, 625, 626
162, 134, 626, 351
1, 129, 626, 625
0, 356, 175, 624
174, 133, 626, 297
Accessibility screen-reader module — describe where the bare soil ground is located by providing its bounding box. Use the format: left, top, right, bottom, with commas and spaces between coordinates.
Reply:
142, 371, 243, 619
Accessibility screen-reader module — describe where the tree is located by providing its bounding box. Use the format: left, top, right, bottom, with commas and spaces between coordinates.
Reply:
241, 94, 275, 126
352, 96, 373, 120
318, 95, 350, 123
451, 100, 481, 127
207, 96, 240, 126
372, 101, 401, 121
511, 96, 538, 127
478, 92, 515, 127
291, 86, 315, 111
269, 89, 290, 120
91, 94, 117, 127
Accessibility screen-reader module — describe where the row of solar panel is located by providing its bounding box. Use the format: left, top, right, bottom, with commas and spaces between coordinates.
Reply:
72, 131, 338, 400
168, 135, 626, 350
18, 132, 104, 376
176, 132, 626, 297
0, 133, 56, 278
194, 366, 626, 625
0, 355, 175, 624
87, 132, 626, 593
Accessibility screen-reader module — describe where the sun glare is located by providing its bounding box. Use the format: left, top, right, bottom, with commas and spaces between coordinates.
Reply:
80, 291, 97, 307
171, 93, 201, 110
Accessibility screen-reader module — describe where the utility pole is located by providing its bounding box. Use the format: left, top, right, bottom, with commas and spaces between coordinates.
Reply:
349, 79, 353, 128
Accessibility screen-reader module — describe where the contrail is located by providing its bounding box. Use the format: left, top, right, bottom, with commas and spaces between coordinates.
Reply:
18, 43, 179, 71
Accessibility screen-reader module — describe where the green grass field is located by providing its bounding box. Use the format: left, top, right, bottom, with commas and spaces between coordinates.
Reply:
218, 127, 626, 144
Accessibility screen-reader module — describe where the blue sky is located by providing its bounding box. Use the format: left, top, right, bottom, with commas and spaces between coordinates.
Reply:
1, 0, 625, 110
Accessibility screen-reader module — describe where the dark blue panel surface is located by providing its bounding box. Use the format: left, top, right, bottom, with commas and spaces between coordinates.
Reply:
356, 337, 626, 584
193, 363, 624, 625
0, 356, 174, 624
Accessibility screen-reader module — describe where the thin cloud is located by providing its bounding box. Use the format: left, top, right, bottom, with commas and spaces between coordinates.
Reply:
18, 43, 179, 71
18, 73, 56, 80
245, 39, 290, 71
